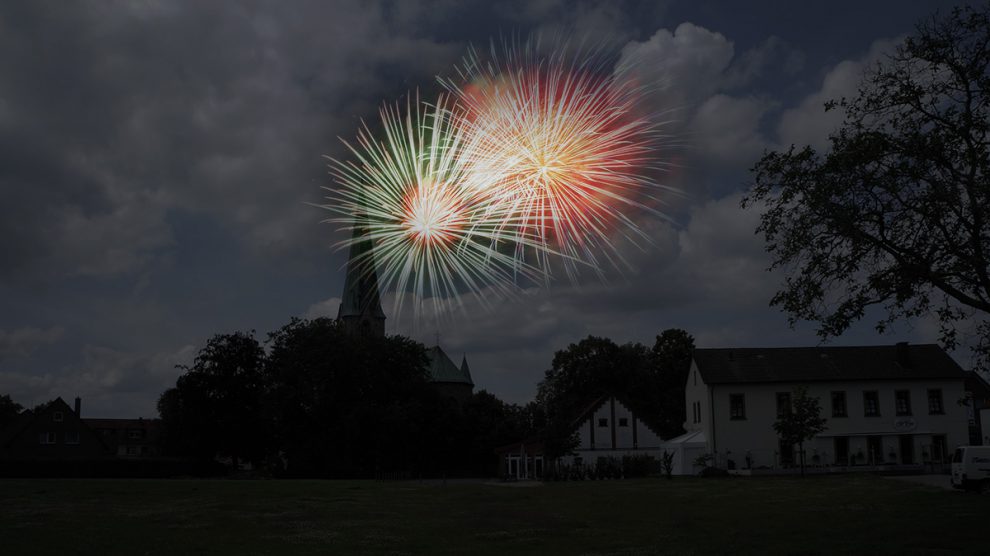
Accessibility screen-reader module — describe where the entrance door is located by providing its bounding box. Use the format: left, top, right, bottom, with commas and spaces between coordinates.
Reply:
508, 457, 518, 478
867, 436, 883, 465
834, 437, 849, 465
899, 435, 914, 464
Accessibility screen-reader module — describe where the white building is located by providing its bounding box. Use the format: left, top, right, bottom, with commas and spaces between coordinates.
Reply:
681, 343, 969, 471
558, 396, 664, 467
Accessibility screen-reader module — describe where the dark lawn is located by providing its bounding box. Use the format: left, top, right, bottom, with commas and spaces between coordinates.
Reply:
0, 474, 985, 555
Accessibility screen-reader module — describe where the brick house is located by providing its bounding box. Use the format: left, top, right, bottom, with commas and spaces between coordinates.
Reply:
0, 397, 110, 460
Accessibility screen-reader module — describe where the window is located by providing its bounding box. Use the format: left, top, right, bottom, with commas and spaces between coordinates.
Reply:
831, 391, 847, 417
127, 429, 144, 440
39, 432, 57, 444
52, 411, 63, 422
65, 431, 80, 445
776, 392, 792, 418
618, 417, 629, 427
693, 401, 701, 424
895, 390, 912, 416
126, 445, 138, 456
597, 418, 608, 427
928, 389, 944, 414
730, 394, 746, 420
863, 391, 880, 417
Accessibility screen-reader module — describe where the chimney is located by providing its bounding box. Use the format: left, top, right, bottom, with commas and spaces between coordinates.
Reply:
74, 397, 81, 416
895, 342, 910, 368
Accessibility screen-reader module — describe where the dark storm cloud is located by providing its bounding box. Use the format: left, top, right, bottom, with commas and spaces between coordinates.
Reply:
0, 0, 967, 414
0, 1, 464, 283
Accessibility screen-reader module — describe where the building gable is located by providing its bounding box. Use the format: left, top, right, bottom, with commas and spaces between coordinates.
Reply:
573, 396, 664, 451
0, 397, 110, 460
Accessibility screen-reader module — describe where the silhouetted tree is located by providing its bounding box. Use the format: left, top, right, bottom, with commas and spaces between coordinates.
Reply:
0, 393, 23, 430
773, 386, 828, 477
159, 331, 268, 469
651, 329, 695, 438
264, 317, 439, 477
458, 390, 533, 475
744, 5, 990, 367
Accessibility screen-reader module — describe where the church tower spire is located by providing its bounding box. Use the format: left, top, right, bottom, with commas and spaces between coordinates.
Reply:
337, 224, 386, 337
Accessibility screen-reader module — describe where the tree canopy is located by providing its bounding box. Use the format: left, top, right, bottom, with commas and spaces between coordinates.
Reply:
158, 330, 268, 467
534, 329, 695, 457
0, 393, 23, 431
744, 5, 990, 366
264, 317, 441, 477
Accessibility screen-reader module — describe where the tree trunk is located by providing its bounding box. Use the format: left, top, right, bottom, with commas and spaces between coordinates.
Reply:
799, 442, 805, 477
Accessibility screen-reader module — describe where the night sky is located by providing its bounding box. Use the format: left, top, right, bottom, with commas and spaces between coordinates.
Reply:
0, 0, 978, 417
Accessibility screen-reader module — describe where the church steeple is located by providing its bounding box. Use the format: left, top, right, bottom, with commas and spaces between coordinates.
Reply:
337, 224, 386, 337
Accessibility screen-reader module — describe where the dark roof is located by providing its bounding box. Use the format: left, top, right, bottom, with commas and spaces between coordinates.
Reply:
459, 355, 473, 385
693, 344, 966, 385
426, 345, 474, 385
83, 418, 161, 430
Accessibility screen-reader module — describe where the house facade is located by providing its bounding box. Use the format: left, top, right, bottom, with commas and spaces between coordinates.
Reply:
684, 343, 969, 471
559, 396, 664, 466
0, 397, 110, 461
83, 418, 162, 458
496, 396, 665, 479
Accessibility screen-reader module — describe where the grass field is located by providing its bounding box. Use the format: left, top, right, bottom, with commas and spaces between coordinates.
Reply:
0, 474, 986, 555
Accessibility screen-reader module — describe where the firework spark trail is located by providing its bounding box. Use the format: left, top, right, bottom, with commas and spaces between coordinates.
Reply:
323, 39, 676, 323
323, 95, 547, 321
442, 40, 672, 283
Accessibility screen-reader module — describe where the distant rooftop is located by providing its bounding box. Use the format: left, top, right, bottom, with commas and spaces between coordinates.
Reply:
426, 345, 473, 386
693, 343, 965, 384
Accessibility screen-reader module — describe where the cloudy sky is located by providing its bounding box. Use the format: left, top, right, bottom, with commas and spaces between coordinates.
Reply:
0, 0, 979, 417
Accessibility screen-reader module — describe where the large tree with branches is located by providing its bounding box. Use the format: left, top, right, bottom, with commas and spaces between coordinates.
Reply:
744, 5, 990, 366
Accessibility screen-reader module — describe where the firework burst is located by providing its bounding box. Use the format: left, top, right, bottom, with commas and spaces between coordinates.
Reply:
323, 95, 545, 320
443, 40, 672, 282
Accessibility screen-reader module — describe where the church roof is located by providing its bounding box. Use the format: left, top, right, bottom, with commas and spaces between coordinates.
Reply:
460, 355, 473, 385
427, 345, 474, 385
337, 225, 386, 320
